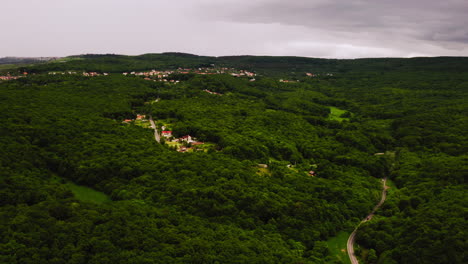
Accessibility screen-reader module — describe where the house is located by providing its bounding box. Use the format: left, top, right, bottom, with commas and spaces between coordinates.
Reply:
178, 147, 192, 152
123, 119, 132, 123
136, 114, 146, 120
179, 135, 194, 143
162, 131, 172, 138
204, 89, 222, 95
258, 164, 268, 169
309, 171, 316, 176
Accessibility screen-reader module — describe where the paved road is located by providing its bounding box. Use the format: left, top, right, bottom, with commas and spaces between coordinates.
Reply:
149, 116, 161, 143
347, 230, 359, 264
347, 178, 388, 264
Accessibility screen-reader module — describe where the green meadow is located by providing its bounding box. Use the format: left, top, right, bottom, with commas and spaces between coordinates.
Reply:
66, 182, 111, 204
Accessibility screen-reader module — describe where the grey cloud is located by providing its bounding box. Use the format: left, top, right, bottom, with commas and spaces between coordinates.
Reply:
199, 0, 468, 47
1, 0, 467, 58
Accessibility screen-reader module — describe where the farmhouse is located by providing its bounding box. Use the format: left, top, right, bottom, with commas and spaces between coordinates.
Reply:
162, 131, 173, 138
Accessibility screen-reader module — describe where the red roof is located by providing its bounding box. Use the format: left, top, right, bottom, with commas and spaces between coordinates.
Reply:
162, 131, 172, 134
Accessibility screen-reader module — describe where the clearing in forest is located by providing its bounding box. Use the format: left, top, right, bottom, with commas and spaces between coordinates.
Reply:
326, 231, 352, 264
66, 182, 111, 204
328, 106, 350, 122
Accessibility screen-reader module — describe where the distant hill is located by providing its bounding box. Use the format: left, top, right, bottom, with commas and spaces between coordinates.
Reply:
16, 53, 468, 76
0, 56, 60, 65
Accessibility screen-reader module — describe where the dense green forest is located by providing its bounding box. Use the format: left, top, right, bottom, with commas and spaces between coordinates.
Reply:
0, 54, 466, 263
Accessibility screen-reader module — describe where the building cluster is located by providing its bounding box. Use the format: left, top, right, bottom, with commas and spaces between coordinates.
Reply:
177, 67, 255, 77
305, 72, 334, 77
82, 72, 109, 77
49, 71, 77, 75
0, 72, 29, 81
0, 75, 21, 81
123, 67, 256, 83
279, 79, 299, 83
122, 114, 147, 123
229, 70, 256, 77
161, 131, 205, 152
203, 89, 222, 95
124, 70, 180, 83
123, 70, 173, 77
48, 71, 109, 77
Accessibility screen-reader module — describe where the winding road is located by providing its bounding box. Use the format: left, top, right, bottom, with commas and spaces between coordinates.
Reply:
149, 116, 161, 143
347, 178, 388, 264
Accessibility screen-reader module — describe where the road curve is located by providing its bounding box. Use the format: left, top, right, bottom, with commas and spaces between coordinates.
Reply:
149, 116, 161, 143
347, 178, 388, 264
347, 230, 359, 264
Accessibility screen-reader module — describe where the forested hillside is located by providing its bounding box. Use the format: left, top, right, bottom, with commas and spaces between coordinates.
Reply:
0, 54, 466, 264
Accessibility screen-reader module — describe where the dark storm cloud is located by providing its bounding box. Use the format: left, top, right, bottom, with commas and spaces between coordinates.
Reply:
198, 0, 468, 53
205, 0, 468, 41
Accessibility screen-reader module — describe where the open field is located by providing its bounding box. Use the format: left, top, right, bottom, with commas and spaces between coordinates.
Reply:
328, 106, 350, 121
66, 182, 111, 204
326, 231, 352, 264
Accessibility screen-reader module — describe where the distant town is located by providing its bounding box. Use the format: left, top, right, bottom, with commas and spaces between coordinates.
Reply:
0, 67, 334, 84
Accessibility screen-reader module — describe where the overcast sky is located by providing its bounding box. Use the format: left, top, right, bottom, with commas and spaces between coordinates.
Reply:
2, 0, 468, 58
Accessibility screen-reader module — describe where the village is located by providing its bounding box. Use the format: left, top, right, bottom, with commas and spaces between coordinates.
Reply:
122, 113, 319, 177
0, 75, 22, 81
0, 72, 28, 81
305, 72, 334, 77
48, 71, 110, 77
3, 71, 111, 79
122, 67, 257, 83
1, 68, 335, 84
122, 114, 210, 153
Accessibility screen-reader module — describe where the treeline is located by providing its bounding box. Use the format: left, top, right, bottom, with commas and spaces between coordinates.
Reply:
20, 53, 468, 76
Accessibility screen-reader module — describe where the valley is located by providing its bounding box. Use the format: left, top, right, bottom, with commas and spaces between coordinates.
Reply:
0, 54, 466, 264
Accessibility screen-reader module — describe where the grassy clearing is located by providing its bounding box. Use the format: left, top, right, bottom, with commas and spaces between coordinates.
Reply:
328, 106, 350, 122
134, 119, 151, 129
66, 182, 111, 204
195, 142, 216, 152
166, 141, 182, 148
326, 231, 351, 264
256, 167, 271, 176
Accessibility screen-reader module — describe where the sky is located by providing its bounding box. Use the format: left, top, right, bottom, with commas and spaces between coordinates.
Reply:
2, 0, 468, 58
